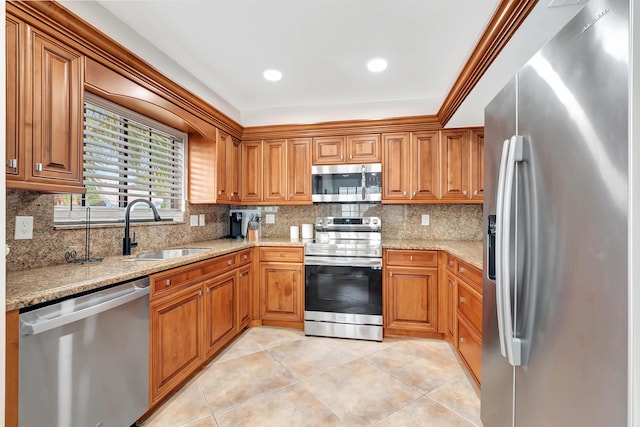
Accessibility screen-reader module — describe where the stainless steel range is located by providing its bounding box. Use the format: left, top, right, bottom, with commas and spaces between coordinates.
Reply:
304, 216, 383, 341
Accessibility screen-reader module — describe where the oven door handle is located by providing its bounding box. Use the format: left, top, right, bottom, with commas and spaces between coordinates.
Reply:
304, 256, 382, 269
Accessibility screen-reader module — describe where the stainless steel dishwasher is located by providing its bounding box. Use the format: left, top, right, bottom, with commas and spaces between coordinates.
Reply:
19, 277, 150, 427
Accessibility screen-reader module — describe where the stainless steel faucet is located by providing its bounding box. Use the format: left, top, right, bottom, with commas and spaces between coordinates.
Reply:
123, 199, 161, 256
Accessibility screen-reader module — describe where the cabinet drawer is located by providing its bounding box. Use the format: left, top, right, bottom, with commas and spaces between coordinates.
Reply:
237, 249, 252, 266
385, 249, 438, 267
446, 254, 457, 273
259, 247, 303, 262
457, 260, 482, 291
457, 281, 482, 334
457, 317, 482, 384
151, 253, 237, 299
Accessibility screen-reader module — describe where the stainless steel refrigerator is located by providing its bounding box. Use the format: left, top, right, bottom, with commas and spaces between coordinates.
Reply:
482, 0, 628, 425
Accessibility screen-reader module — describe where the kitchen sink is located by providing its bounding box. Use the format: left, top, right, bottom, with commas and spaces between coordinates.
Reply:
134, 248, 210, 261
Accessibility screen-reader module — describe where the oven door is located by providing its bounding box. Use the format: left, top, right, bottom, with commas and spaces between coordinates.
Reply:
304, 257, 382, 322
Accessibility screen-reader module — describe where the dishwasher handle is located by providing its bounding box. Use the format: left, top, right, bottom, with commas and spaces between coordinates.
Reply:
20, 278, 150, 336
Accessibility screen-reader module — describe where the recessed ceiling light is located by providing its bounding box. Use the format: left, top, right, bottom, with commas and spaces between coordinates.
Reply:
367, 58, 388, 73
263, 69, 282, 82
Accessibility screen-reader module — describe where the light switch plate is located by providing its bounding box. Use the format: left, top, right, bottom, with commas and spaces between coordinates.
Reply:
15, 216, 34, 239
421, 214, 430, 226
265, 214, 275, 224
190, 215, 199, 226
199, 214, 205, 226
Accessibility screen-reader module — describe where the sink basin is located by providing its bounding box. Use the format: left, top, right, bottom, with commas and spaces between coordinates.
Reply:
135, 248, 210, 261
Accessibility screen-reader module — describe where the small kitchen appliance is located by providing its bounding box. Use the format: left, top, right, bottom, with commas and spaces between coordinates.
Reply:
230, 212, 243, 239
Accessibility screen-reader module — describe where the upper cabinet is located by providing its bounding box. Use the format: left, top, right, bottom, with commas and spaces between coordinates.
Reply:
312, 134, 381, 165
216, 131, 241, 203
6, 16, 85, 193
240, 138, 312, 205
188, 133, 216, 204
382, 128, 483, 204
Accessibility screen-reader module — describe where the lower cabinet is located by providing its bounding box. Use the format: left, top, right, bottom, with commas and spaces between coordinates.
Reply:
383, 249, 439, 337
446, 253, 483, 387
149, 249, 253, 404
258, 247, 304, 325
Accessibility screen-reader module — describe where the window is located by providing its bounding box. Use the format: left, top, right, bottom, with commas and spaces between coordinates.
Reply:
54, 94, 186, 224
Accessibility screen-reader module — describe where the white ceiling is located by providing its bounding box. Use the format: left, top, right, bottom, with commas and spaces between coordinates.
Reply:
59, 0, 586, 128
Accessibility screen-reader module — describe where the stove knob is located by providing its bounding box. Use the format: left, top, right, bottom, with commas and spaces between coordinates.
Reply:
327, 218, 333, 224
364, 218, 371, 224
372, 219, 378, 225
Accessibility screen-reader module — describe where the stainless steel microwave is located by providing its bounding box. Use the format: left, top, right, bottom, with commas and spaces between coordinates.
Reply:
311, 163, 382, 202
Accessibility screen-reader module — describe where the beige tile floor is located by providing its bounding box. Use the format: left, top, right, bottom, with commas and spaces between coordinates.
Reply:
142, 327, 482, 427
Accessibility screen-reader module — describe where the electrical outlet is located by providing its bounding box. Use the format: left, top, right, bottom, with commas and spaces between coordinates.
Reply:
190, 215, 199, 226
421, 214, 430, 226
265, 214, 275, 224
15, 216, 34, 239
199, 214, 205, 226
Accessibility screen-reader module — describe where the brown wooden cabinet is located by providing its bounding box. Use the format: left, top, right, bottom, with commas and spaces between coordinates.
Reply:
445, 271, 457, 343
263, 139, 288, 202
288, 138, 312, 201
149, 249, 254, 403
470, 128, 485, 201
312, 134, 381, 165
150, 286, 204, 402
6, 17, 85, 193
384, 249, 439, 337
412, 131, 440, 201
203, 270, 237, 358
440, 129, 470, 200
382, 133, 411, 201
216, 131, 241, 203
188, 133, 216, 203
241, 140, 263, 202
259, 247, 304, 325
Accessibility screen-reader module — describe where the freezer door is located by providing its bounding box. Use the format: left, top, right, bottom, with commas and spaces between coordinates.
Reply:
482, 76, 517, 427
515, 0, 628, 425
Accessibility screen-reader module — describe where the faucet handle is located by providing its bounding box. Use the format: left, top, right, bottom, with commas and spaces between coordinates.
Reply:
131, 232, 138, 249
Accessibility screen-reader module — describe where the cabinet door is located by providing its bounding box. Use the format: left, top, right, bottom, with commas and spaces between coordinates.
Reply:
385, 266, 438, 332
216, 131, 228, 201
288, 138, 312, 202
457, 316, 482, 385
263, 139, 288, 202
6, 16, 23, 180
470, 128, 484, 201
238, 264, 252, 329
188, 133, 216, 204
150, 287, 203, 402
312, 136, 345, 164
440, 129, 470, 200
259, 262, 303, 321
445, 272, 457, 344
411, 131, 440, 200
31, 29, 83, 185
382, 133, 411, 201
204, 271, 237, 358
241, 140, 263, 202
228, 136, 241, 202
347, 134, 380, 163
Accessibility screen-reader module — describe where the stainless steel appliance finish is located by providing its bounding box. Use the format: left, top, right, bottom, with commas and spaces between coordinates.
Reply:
311, 163, 382, 202
19, 277, 150, 427
483, 0, 628, 425
305, 217, 383, 341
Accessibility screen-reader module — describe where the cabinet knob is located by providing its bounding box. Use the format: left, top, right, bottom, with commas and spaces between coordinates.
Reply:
244, 255, 248, 260
290, 194, 293, 198
35, 163, 43, 172
448, 260, 454, 266
199, 290, 203, 296
350, 154, 353, 160
228, 260, 232, 265
413, 191, 416, 196
459, 267, 466, 273
409, 255, 414, 261
459, 337, 465, 343
166, 279, 172, 287
474, 190, 478, 195
403, 191, 407, 196
463, 190, 468, 195
8, 159, 17, 169
340, 155, 344, 160
218, 190, 222, 195
239, 273, 243, 278
459, 297, 466, 303
389, 272, 393, 277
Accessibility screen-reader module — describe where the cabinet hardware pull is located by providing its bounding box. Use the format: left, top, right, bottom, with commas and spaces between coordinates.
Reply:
448, 260, 454, 266
463, 190, 468, 195
206, 287, 210, 293
389, 272, 393, 277
244, 255, 248, 260
403, 191, 407, 196
199, 290, 203, 296
474, 190, 478, 195
218, 190, 222, 195
459, 297, 466, 303
35, 163, 43, 172
413, 191, 416, 196
166, 279, 172, 287
239, 273, 243, 278
8, 159, 17, 168
409, 256, 414, 261
350, 154, 353, 160
460, 337, 465, 343
228, 260, 232, 265
459, 267, 466, 273
340, 155, 343, 160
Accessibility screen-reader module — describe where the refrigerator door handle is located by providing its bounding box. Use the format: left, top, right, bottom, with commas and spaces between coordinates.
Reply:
495, 138, 511, 358
502, 135, 524, 366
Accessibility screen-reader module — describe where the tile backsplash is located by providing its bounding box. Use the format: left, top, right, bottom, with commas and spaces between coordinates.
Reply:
7, 189, 482, 272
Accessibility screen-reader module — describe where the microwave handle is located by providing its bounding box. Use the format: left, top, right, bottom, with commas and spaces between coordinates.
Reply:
361, 165, 366, 200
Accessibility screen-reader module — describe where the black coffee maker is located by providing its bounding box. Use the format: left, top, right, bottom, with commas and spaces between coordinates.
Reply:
230, 212, 244, 239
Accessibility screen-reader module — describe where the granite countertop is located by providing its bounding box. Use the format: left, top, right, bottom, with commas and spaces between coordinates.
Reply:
6, 238, 481, 311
